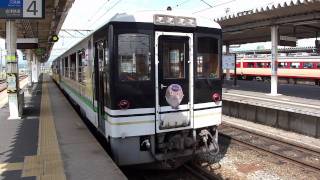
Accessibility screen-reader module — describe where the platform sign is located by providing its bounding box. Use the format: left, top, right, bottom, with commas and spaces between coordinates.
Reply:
0, 0, 44, 19
222, 54, 236, 70
279, 36, 296, 47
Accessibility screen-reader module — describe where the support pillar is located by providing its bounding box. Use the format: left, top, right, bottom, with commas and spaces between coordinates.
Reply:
31, 53, 39, 83
27, 50, 32, 86
6, 20, 21, 119
226, 43, 231, 80
270, 26, 279, 95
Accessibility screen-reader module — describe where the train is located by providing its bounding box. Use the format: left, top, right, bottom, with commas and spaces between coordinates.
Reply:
51, 10, 223, 167
229, 55, 320, 85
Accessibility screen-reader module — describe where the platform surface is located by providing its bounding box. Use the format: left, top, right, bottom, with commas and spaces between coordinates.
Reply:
0, 74, 127, 180
222, 115, 320, 153
223, 88, 320, 117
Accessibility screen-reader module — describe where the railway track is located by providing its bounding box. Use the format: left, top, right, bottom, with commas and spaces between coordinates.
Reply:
0, 75, 28, 92
138, 163, 220, 180
219, 124, 320, 173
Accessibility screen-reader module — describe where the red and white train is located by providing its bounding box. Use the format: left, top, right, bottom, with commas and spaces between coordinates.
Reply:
230, 55, 320, 85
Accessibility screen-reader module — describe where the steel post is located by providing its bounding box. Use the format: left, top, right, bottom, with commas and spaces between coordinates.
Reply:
226, 44, 231, 80
270, 26, 278, 95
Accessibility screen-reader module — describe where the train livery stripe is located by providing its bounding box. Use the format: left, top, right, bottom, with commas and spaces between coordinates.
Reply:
60, 79, 222, 126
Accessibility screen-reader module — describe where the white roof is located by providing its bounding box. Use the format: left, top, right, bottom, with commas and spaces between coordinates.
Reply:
109, 10, 221, 29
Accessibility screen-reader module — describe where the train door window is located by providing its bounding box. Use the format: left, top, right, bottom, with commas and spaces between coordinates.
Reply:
303, 62, 313, 69
64, 57, 69, 77
290, 62, 300, 69
196, 37, 219, 79
118, 34, 150, 81
70, 53, 76, 80
163, 40, 186, 79
77, 49, 86, 84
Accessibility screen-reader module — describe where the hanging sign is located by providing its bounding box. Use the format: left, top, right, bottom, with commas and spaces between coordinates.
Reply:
222, 54, 236, 70
0, 0, 45, 19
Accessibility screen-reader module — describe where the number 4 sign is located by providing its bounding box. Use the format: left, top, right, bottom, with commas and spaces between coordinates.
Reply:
23, 0, 44, 18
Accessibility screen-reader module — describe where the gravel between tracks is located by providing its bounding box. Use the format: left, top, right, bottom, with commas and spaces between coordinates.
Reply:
195, 137, 320, 180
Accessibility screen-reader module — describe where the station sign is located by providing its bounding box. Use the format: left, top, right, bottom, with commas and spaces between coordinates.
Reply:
222, 54, 236, 70
0, 0, 44, 19
279, 36, 296, 47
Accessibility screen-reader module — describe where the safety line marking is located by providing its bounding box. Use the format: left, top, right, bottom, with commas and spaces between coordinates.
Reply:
0, 163, 23, 174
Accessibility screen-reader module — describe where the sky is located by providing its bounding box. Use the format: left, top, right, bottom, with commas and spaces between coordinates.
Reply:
47, 0, 316, 62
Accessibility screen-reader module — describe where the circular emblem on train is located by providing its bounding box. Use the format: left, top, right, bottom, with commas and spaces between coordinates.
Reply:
165, 84, 184, 109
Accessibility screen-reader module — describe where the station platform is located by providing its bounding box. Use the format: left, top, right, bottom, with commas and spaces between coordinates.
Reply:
0, 74, 127, 180
222, 115, 320, 153
222, 85, 320, 138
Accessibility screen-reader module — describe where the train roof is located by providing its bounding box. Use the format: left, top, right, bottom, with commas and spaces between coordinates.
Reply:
109, 10, 221, 29
52, 10, 221, 62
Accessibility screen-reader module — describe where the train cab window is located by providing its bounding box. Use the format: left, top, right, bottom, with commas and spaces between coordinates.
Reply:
303, 62, 313, 69
118, 34, 150, 81
290, 62, 300, 69
196, 37, 219, 79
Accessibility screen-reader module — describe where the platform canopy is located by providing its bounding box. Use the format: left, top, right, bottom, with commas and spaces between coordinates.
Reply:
215, 0, 320, 45
0, 0, 75, 62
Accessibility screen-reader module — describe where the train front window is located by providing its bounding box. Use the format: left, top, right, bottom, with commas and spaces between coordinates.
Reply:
162, 40, 186, 79
118, 34, 150, 81
196, 37, 219, 79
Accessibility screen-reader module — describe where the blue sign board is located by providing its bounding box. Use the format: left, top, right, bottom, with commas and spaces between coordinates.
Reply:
0, 0, 44, 19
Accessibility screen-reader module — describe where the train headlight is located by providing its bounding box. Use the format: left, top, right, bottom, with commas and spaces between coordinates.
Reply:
118, 100, 130, 109
212, 93, 221, 102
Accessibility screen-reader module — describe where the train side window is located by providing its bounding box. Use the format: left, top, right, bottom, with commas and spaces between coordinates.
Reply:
118, 34, 150, 81
256, 62, 264, 68
317, 63, 320, 69
290, 62, 300, 69
248, 62, 254, 68
303, 62, 313, 69
278, 62, 288, 68
196, 37, 219, 79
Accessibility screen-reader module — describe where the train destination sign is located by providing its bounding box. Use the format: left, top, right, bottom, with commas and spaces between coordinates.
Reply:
0, 0, 44, 19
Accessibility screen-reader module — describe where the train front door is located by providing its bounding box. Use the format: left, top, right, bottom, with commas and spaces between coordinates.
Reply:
95, 41, 106, 134
155, 32, 194, 132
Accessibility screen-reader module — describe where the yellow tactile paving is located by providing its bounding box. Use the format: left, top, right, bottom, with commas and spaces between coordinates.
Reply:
21, 81, 66, 180
0, 162, 24, 174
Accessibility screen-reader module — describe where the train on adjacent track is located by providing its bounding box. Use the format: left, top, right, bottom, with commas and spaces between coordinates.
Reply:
51, 10, 222, 167
230, 55, 320, 85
